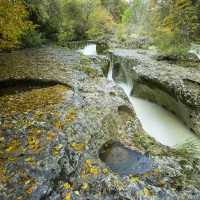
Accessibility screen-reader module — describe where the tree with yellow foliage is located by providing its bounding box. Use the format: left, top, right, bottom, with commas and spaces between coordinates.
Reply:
0, 0, 36, 50
159, 0, 198, 39
146, 0, 200, 56
86, 6, 117, 39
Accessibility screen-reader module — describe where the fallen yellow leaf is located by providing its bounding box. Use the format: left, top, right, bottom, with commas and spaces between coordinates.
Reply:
0, 169, 6, 174
6, 146, 16, 152
81, 182, 88, 190
30, 161, 36, 166
25, 158, 32, 162
0, 183, 4, 190
81, 174, 86, 179
63, 182, 70, 189
26, 187, 33, 194
135, 191, 139, 196
102, 168, 108, 174
54, 144, 63, 150
64, 193, 71, 200
131, 177, 139, 182
117, 182, 124, 189
143, 188, 152, 196
85, 159, 91, 164
69, 142, 76, 147
46, 137, 54, 141
74, 191, 80, 195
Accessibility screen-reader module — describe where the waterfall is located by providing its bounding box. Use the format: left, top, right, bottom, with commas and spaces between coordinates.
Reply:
79, 44, 199, 147
108, 56, 199, 147
189, 44, 200, 59
107, 54, 114, 81
77, 43, 97, 55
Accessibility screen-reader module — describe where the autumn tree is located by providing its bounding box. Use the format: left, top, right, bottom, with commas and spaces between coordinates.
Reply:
86, 6, 116, 38
58, 0, 118, 42
155, 0, 199, 39
101, 0, 128, 22
58, 0, 85, 42
0, 0, 36, 50
144, 0, 200, 55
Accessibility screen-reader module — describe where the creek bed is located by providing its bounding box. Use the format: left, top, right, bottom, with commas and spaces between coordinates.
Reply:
80, 44, 200, 147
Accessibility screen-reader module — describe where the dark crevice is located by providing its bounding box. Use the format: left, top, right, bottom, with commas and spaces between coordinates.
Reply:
0, 79, 71, 96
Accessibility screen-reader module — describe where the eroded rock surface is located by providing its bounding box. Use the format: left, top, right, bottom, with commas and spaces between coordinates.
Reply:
109, 49, 200, 135
0, 46, 199, 200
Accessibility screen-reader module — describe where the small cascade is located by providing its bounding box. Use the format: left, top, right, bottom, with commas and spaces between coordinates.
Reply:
189, 44, 200, 59
107, 62, 199, 147
107, 54, 114, 81
77, 43, 97, 55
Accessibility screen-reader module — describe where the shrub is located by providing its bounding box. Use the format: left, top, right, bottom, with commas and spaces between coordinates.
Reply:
153, 31, 190, 56
22, 30, 46, 47
173, 138, 200, 162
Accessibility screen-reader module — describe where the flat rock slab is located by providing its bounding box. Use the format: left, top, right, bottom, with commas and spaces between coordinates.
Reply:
0, 46, 199, 200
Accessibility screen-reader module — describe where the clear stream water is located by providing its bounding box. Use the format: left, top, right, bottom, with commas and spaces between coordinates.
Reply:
80, 44, 199, 147
77, 43, 97, 55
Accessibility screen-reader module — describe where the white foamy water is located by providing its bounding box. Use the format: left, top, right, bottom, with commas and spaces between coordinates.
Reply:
107, 67, 113, 81
117, 82, 199, 147
107, 62, 199, 147
77, 44, 97, 55
79, 44, 199, 147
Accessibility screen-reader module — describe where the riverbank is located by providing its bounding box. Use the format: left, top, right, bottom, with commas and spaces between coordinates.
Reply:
108, 48, 200, 137
0, 45, 200, 199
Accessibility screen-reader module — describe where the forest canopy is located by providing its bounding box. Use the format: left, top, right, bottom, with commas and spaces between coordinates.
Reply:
0, 0, 36, 50
0, 0, 199, 55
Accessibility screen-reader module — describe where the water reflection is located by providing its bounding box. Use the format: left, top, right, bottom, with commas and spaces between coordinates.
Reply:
99, 141, 152, 175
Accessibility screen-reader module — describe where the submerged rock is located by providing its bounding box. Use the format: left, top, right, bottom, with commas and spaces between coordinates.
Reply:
99, 141, 152, 175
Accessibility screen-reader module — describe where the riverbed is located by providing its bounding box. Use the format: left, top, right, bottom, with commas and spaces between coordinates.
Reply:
80, 43, 199, 147
1, 44, 200, 200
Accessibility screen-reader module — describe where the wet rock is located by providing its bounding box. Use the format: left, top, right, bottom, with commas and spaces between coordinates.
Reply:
97, 35, 153, 51
99, 141, 152, 175
109, 49, 200, 135
30, 182, 53, 200
0, 45, 199, 200
81, 54, 110, 77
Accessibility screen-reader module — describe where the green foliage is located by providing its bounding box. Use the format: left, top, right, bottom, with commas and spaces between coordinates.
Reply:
57, 22, 75, 44
0, 0, 36, 50
86, 7, 116, 39
8, 0, 127, 45
173, 138, 200, 161
153, 31, 189, 56
60, 0, 86, 40
132, 129, 200, 165
147, 0, 200, 56
75, 53, 99, 78
158, 0, 198, 39
101, 0, 128, 22
122, 7, 134, 25
115, 29, 125, 41
26, 0, 61, 39
21, 30, 46, 47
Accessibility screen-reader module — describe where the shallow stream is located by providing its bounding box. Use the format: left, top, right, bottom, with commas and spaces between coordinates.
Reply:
80, 44, 199, 147
77, 43, 97, 55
